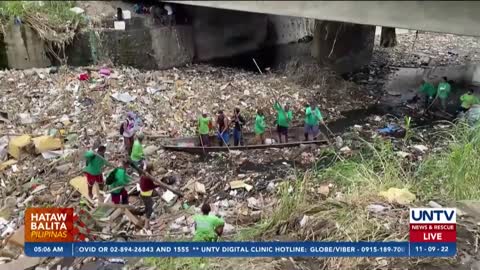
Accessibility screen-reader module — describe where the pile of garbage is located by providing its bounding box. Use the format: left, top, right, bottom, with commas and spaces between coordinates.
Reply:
0, 64, 372, 137
373, 31, 480, 68
0, 63, 375, 268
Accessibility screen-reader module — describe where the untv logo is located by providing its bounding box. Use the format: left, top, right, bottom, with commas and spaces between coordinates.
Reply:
410, 208, 456, 224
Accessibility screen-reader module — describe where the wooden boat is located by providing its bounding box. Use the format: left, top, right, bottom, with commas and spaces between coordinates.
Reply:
162, 126, 329, 154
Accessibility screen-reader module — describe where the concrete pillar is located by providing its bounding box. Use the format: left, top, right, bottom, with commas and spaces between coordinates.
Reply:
264, 15, 314, 46
311, 20, 375, 74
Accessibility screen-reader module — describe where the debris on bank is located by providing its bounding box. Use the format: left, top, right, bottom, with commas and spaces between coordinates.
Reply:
0, 63, 373, 268
1, 28, 479, 269
374, 31, 480, 68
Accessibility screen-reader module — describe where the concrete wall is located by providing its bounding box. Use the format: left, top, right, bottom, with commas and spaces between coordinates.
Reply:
65, 31, 97, 67
167, 1, 480, 37
101, 18, 157, 69
2, 23, 51, 69
66, 17, 194, 70
311, 20, 375, 74
150, 26, 194, 69
0, 6, 369, 73
98, 17, 194, 69
0, 17, 194, 70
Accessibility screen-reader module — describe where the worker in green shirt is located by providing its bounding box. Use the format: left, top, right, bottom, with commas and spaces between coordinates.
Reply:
304, 103, 324, 141
130, 133, 145, 169
106, 160, 131, 205
274, 101, 293, 143
418, 79, 436, 110
83, 146, 107, 199
198, 112, 212, 147
458, 89, 480, 113
437, 77, 451, 111
193, 203, 225, 242
254, 109, 266, 144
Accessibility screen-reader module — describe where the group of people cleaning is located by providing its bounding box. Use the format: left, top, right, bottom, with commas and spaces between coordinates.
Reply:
417, 76, 479, 113
82, 111, 224, 241
78, 76, 479, 242
197, 100, 326, 147
81, 100, 328, 241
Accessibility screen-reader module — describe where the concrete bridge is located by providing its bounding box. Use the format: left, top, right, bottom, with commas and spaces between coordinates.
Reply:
5, 1, 476, 74
166, 1, 480, 37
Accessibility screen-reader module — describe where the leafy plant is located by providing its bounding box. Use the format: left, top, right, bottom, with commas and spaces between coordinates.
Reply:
403, 115, 412, 144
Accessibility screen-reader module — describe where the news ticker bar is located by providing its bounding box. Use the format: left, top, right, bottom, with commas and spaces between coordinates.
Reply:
25, 242, 456, 257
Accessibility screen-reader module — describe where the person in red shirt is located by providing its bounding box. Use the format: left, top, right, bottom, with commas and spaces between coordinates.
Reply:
140, 164, 159, 219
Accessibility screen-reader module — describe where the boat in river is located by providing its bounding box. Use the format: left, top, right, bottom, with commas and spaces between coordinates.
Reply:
162, 126, 329, 154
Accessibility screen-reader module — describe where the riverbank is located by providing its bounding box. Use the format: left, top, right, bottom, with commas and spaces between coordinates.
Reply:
1, 27, 480, 270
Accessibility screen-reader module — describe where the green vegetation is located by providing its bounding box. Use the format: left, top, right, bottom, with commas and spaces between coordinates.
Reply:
315, 121, 480, 202
236, 173, 308, 240
237, 137, 411, 242
147, 122, 479, 269
403, 115, 412, 143
0, 1, 80, 26
0, 1, 84, 63
320, 138, 412, 196
237, 122, 479, 267
416, 122, 480, 200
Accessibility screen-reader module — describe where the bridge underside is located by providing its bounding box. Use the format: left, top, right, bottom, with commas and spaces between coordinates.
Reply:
166, 1, 480, 37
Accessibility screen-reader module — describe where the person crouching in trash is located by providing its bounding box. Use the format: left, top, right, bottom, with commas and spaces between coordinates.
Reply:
193, 203, 225, 242
106, 160, 131, 205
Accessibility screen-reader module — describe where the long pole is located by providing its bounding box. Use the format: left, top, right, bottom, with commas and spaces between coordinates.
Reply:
323, 122, 335, 137
313, 123, 334, 142
199, 134, 207, 155
93, 152, 115, 168
252, 58, 281, 143
252, 58, 278, 100
424, 94, 438, 114
252, 58, 263, 75
90, 152, 183, 197
128, 160, 184, 197
216, 131, 231, 152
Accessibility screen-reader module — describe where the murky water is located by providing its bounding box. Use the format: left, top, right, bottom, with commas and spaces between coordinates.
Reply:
321, 105, 386, 134
321, 64, 475, 135
383, 66, 472, 104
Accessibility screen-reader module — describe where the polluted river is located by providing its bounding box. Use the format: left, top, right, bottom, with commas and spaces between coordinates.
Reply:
1, 23, 480, 270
